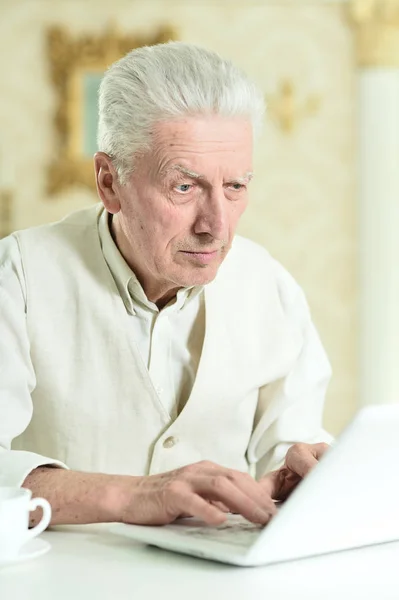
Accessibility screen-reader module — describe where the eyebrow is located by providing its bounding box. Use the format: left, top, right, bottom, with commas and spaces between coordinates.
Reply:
235, 172, 254, 184
165, 164, 254, 183
169, 165, 205, 179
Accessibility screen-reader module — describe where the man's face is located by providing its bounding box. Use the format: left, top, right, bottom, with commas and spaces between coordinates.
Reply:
113, 116, 253, 298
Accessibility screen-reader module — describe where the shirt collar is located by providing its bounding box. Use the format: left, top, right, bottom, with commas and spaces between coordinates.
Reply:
98, 206, 203, 314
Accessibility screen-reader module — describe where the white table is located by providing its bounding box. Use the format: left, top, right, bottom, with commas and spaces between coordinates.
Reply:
1, 524, 399, 600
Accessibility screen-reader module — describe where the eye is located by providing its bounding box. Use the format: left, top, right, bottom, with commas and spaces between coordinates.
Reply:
229, 182, 245, 191
175, 183, 193, 193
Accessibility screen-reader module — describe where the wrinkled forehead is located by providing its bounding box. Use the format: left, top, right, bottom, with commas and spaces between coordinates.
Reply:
148, 116, 253, 178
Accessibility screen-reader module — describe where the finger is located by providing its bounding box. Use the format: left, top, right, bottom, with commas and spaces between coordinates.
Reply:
259, 470, 283, 499
211, 500, 230, 513
260, 468, 301, 501
310, 442, 329, 459
223, 470, 277, 515
195, 475, 276, 525
187, 463, 276, 516
277, 470, 302, 501
179, 493, 227, 525
285, 445, 319, 478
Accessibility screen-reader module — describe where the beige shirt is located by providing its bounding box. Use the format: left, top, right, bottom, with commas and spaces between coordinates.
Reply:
0, 205, 332, 487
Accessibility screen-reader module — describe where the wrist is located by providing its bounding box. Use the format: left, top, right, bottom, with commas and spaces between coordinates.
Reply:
100, 474, 142, 523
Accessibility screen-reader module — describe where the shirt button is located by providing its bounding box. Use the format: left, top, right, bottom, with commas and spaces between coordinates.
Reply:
163, 436, 178, 449
155, 386, 164, 396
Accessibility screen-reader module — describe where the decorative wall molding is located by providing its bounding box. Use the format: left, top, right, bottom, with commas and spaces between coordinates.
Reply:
46, 24, 176, 195
349, 0, 399, 66
266, 79, 321, 134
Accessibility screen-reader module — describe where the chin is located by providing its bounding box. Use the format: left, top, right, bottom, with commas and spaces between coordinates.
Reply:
175, 265, 220, 288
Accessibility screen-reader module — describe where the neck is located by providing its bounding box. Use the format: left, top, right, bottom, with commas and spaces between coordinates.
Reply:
151, 287, 181, 310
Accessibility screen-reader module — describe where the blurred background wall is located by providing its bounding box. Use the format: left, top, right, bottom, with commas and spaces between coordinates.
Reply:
0, 0, 359, 435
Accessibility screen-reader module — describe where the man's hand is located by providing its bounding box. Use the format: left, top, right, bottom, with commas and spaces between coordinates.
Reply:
260, 442, 329, 502
113, 460, 277, 526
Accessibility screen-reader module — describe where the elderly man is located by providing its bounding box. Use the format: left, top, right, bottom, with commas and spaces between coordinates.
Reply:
0, 42, 331, 528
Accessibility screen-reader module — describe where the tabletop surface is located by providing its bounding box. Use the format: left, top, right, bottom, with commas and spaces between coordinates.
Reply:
1, 523, 399, 600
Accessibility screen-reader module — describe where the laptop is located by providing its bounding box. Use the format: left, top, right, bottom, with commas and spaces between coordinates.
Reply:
110, 404, 399, 566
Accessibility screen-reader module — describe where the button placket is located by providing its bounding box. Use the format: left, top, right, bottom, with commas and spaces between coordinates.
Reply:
149, 313, 175, 413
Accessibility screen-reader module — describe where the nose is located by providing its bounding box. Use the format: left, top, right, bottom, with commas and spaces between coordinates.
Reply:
193, 189, 227, 240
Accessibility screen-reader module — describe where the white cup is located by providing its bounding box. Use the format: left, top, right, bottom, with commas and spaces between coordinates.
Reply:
0, 487, 52, 561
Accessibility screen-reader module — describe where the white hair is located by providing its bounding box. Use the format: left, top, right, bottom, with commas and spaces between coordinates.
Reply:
97, 41, 264, 184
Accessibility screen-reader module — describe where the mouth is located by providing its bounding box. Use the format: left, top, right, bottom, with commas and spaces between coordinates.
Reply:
180, 250, 220, 264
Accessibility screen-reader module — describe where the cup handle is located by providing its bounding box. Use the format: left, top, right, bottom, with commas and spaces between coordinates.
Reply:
26, 497, 52, 540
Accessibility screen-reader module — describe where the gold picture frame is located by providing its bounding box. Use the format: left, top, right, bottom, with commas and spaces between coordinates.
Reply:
47, 24, 176, 195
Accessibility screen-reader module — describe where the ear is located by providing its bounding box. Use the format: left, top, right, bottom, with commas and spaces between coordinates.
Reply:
94, 152, 121, 214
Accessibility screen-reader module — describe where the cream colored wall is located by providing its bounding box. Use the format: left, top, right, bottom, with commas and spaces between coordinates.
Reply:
0, 0, 357, 435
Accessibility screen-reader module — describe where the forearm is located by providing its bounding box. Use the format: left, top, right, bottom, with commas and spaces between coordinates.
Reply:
22, 466, 136, 527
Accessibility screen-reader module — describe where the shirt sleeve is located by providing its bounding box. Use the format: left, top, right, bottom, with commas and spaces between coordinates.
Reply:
0, 234, 67, 487
247, 259, 333, 479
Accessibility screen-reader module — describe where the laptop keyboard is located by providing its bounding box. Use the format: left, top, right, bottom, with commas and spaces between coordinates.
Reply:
166, 515, 264, 548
